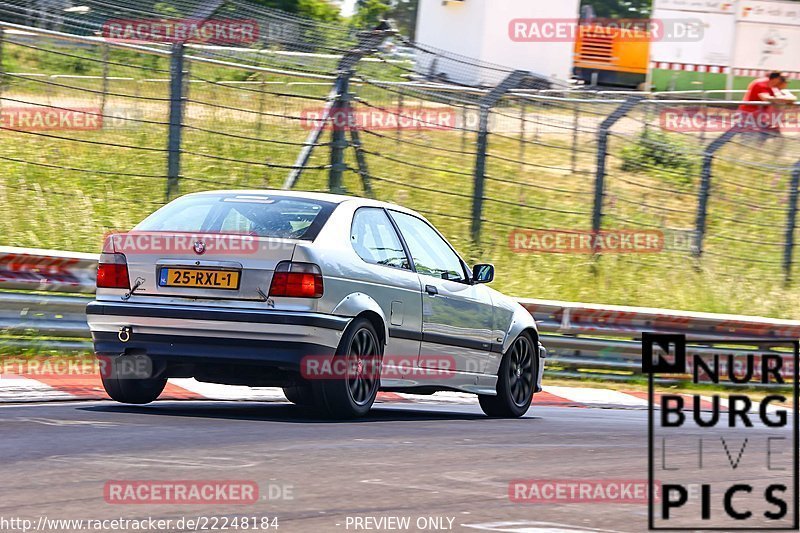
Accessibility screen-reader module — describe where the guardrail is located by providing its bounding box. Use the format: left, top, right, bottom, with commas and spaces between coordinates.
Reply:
0, 247, 97, 293
0, 248, 796, 383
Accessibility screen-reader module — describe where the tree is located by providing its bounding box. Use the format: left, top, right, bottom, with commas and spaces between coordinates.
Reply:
251, 0, 341, 22
352, 0, 391, 27
580, 0, 652, 18
352, 0, 419, 38
387, 0, 418, 39
296, 0, 341, 22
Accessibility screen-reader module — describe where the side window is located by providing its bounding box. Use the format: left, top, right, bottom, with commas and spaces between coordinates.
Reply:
351, 208, 410, 270
390, 211, 466, 281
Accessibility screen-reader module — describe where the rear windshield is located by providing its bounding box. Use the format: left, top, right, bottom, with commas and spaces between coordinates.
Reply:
134, 194, 336, 240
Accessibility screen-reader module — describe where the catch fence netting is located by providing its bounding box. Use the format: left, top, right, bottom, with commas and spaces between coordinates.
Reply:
0, 0, 799, 309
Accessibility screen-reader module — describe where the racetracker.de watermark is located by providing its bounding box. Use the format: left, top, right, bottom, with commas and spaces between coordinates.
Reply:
300, 107, 457, 131
301, 355, 460, 380
661, 108, 800, 132
509, 18, 703, 43
0, 107, 102, 131
103, 481, 261, 505
0, 355, 152, 380
509, 229, 666, 254
509, 479, 660, 504
0, 515, 280, 532
101, 18, 259, 44
103, 231, 295, 256
1, 356, 95, 377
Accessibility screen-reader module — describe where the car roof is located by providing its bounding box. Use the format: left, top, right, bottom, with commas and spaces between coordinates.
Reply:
184, 190, 417, 214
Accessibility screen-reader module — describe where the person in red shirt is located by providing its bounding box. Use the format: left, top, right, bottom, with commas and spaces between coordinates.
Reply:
740, 71, 787, 113
738, 71, 790, 137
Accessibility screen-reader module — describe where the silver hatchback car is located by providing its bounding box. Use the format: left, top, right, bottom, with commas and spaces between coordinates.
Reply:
87, 191, 545, 418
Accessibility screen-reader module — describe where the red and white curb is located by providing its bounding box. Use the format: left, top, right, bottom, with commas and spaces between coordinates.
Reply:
0, 374, 784, 412
0, 374, 642, 407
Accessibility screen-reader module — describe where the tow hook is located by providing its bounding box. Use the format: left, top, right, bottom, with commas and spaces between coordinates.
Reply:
118, 326, 132, 343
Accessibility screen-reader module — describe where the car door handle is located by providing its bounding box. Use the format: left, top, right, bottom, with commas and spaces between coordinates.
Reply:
425, 285, 438, 296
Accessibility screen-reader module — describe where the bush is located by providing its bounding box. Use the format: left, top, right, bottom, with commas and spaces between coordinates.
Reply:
620, 130, 697, 187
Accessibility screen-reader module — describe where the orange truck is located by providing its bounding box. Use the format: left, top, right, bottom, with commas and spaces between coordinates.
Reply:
573, 21, 650, 88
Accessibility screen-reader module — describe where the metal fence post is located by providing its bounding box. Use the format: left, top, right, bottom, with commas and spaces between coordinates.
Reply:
283, 22, 394, 190
396, 90, 403, 146
100, 43, 109, 117
329, 72, 351, 194
166, 43, 186, 201
256, 77, 266, 138
0, 26, 5, 116
518, 97, 526, 170
592, 96, 643, 239
461, 105, 468, 153
471, 70, 543, 243
784, 161, 800, 282
471, 105, 491, 241
0, 27, 5, 91
164, 0, 227, 200
693, 129, 738, 257
571, 101, 579, 173
349, 106, 373, 198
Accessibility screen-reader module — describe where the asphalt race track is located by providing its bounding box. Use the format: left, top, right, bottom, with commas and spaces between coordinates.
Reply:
0, 399, 792, 533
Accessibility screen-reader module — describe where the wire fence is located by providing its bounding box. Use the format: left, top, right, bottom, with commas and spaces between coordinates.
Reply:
0, 0, 799, 302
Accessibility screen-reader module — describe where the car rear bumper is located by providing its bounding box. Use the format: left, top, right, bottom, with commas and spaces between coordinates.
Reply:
86, 301, 349, 369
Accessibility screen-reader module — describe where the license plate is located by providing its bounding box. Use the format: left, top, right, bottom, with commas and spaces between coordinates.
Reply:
159, 268, 240, 290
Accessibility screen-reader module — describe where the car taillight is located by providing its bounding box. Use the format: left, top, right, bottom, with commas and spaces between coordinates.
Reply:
269, 262, 323, 298
97, 253, 130, 289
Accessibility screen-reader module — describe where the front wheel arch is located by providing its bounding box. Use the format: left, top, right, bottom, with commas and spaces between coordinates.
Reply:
519, 327, 539, 349
479, 331, 537, 418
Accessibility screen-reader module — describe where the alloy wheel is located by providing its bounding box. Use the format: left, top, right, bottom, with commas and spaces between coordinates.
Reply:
346, 328, 381, 406
507, 336, 534, 407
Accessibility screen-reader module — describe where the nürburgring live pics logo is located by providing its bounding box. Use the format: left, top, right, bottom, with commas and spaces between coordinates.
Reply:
644, 333, 799, 530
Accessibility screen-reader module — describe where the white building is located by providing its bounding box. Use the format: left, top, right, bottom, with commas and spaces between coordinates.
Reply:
415, 0, 581, 86
650, 0, 800, 90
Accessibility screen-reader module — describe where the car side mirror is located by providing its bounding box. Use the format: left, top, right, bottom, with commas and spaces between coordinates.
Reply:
472, 264, 494, 284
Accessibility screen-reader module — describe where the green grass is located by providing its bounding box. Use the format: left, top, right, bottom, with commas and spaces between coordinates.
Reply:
2, 40, 800, 320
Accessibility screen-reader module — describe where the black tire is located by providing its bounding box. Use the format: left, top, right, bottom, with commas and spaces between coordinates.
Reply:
101, 356, 166, 405
479, 333, 536, 418
282, 382, 316, 406
312, 317, 382, 419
